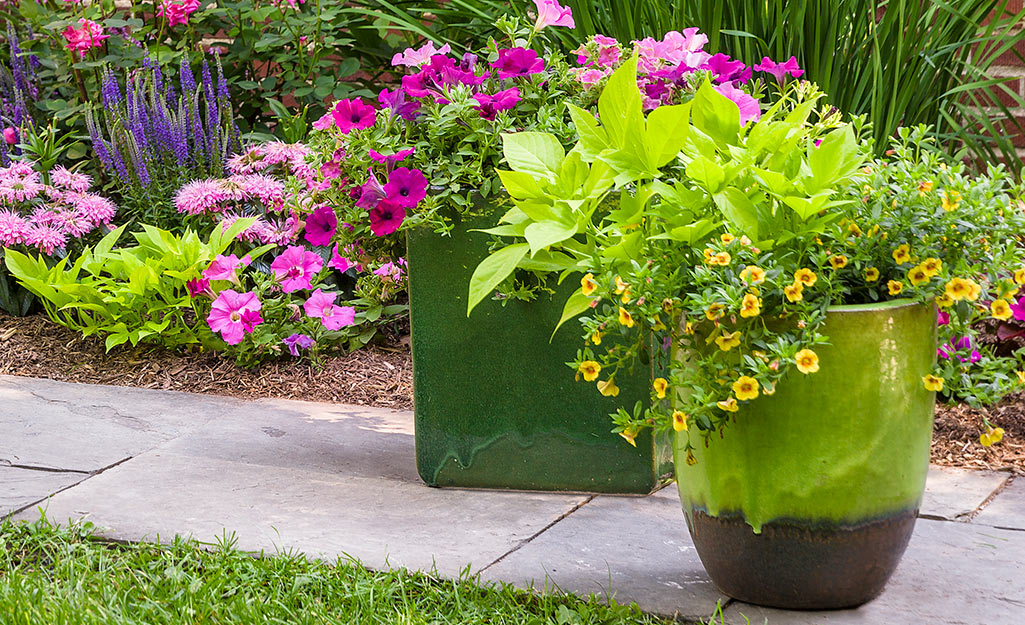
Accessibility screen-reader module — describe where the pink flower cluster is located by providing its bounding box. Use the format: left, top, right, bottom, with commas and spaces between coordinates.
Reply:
226, 141, 313, 180
174, 173, 306, 246
158, 0, 200, 27
0, 162, 116, 255
62, 19, 108, 59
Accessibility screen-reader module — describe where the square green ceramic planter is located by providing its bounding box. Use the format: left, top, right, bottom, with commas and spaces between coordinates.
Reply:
406, 201, 672, 493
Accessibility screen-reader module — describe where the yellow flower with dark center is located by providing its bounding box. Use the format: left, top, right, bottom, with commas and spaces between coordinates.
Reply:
653, 377, 668, 399
652, 316, 666, 332
597, 378, 620, 397
918, 180, 934, 195
716, 397, 739, 412
936, 293, 954, 308
732, 376, 760, 401
922, 374, 944, 392
992, 299, 1012, 320
705, 303, 725, 321
864, 267, 880, 282
868, 224, 881, 238
685, 450, 698, 465
661, 298, 674, 314
740, 265, 766, 284
907, 265, 929, 286
920, 258, 942, 277
847, 222, 863, 238
888, 280, 903, 296
615, 276, 629, 294
944, 277, 971, 301
721, 233, 735, 244
578, 360, 602, 382
794, 268, 817, 287
620, 288, 633, 304
784, 282, 804, 302
618, 307, 635, 328
703, 248, 714, 264
980, 427, 1005, 447
892, 244, 911, 264
829, 254, 848, 270
795, 349, 820, 374
941, 190, 961, 211
684, 321, 695, 334
591, 331, 602, 345
1015, 268, 1025, 286
1017, 371, 1025, 385
580, 273, 598, 296
619, 426, 638, 447
967, 280, 982, 302
710, 251, 732, 266
715, 330, 741, 352
740, 293, 761, 318
672, 410, 688, 432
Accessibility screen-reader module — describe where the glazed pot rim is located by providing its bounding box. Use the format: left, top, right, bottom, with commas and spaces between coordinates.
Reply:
825, 297, 926, 314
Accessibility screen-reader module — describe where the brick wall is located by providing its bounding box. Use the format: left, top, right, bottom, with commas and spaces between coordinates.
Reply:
990, 2, 1025, 161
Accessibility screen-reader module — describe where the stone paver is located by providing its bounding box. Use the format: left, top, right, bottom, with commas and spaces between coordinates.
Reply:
723, 518, 1025, 625
1, 466, 87, 517
974, 478, 1025, 530
920, 465, 1010, 520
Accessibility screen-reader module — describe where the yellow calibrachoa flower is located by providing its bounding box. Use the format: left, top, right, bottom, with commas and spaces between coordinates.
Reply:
920, 257, 942, 277
794, 268, 817, 287
1014, 268, 1025, 285
892, 244, 911, 264
795, 349, 820, 374
944, 277, 972, 301
619, 426, 638, 447
936, 292, 954, 308
710, 251, 731, 266
980, 427, 1005, 447
922, 374, 944, 392
721, 233, 735, 244
653, 377, 668, 399
591, 331, 603, 345
705, 303, 725, 321
907, 265, 929, 286
580, 273, 598, 296
597, 378, 620, 397
740, 265, 766, 284
784, 282, 804, 302
941, 190, 961, 211
740, 293, 761, 318
672, 410, 688, 432
992, 299, 1012, 320
864, 267, 880, 282
732, 376, 760, 401
716, 397, 739, 412
828, 254, 849, 270
967, 280, 982, 301
652, 316, 666, 332
917, 180, 934, 195
888, 280, 903, 295
618, 307, 635, 328
715, 330, 741, 351
577, 360, 602, 382
615, 276, 629, 294
847, 222, 863, 237
684, 321, 694, 334
703, 248, 714, 264
1018, 370, 1025, 385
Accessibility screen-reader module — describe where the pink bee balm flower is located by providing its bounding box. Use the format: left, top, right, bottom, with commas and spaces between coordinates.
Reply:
714, 82, 761, 126
2, 127, 16, 145
383, 167, 427, 208
369, 200, 406, 237
392, 41, 452, 68
0, 209, 29, 246
63, 19, 109, 59
472, 87, 521, 121
304, 205, 337, 247
303, 289, 356, 331
270, 245, 324, 293
753, 56, 804, 84
532, 0, 574, 30
203, 253, 251, 282
492, 48, 545, 80
331, 98, 378, 134
207, 289, 263, 345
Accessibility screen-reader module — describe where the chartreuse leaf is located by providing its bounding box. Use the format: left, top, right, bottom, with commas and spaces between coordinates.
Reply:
805, 125, 861, 194
524, 220, 579, 257
713, 187, 759, 240
466, 243, 529, 316
551, 287, 595, 341
501, 132, 565, 180
598, 56, 644, 150
692, 80, 739, 147
644, 102, 692, 169
567, 103, 609, 161
686, 156, 727, 194
497, 170, 545, 200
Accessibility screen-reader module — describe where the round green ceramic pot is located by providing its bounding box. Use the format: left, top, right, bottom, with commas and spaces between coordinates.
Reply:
674, 299, 937, 610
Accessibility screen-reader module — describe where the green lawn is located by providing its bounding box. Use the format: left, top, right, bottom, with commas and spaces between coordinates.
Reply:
0, 518, 695, 625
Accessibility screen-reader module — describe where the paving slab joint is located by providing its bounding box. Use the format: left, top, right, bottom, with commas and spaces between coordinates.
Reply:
0, 462, 91, 475
477, 495, 597, 574
1, 455, 134, 522
966, 474, 1017, 522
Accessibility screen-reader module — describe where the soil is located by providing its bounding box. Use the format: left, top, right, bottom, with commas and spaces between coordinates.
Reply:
2, 312, 1023, 475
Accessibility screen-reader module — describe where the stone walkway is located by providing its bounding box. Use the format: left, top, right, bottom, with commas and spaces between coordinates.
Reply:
1, 374, 1023, 624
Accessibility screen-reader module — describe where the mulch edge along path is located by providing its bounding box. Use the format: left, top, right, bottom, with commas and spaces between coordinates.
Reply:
2, 312, 1022, 474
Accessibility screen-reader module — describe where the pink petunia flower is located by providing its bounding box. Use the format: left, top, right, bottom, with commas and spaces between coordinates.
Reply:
303, 289, 356, 331
269, 245, 324, 293
492, 48, 545, 80
63, 19, 109, 59
383, 167, 427, 208
282, 333, 314, 356
331, 98, 378, 134
704, 53, 751, 84
203, 253, 251, 282
1010, 296, 1025, 321
304, 205, 337, 247
391, 41, 452, 68
532, 0, 574, 30
329, 243, 361, 273
714, 82, 761, 126
207, 289, 263, 345
369, 200, 406, 237
186, 277, 212, 298
753, 56, 804, 84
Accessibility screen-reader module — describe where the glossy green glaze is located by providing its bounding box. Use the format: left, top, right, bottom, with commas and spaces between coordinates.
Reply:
674, 299, 937, 532
407, 204, 672, 493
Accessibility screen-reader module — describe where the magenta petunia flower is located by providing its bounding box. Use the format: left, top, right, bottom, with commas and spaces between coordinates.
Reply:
368, 200, 406, 237
370, 148, 415, 165
270, 245, 324, 293
704, 53, 751, 84
753, 56, 804, 84
282, 333, 314, 357
937, 310, 950, 326
303, 289, 356, 331
186, 277, 212, 298
304, 205, 337, 247
378, 88, 421, 121
331, 98, 378, 134
714, 82, 761, 126
492, 48, 545, 80
207, 289, 263, 345
532, 0, 574, 30
383, 167, 427, 208
1011, 296, 1025, 321
472, 87, 521, 121
203, 253, 251, 282
356, 170, 388, 209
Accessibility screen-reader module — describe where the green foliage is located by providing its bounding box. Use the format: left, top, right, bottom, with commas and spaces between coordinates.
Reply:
3, 221, 252, 351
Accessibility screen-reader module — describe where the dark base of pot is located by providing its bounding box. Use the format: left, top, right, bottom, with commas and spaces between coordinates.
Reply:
686, 508, 918, 610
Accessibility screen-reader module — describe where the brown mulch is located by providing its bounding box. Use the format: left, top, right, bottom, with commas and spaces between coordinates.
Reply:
2, 313, 1024, 474
0, 312, 413, 410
